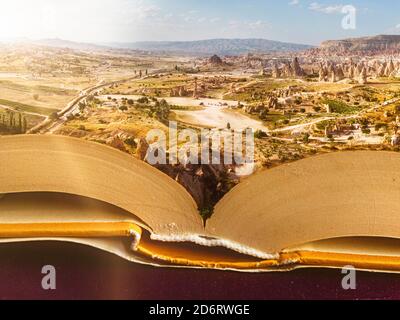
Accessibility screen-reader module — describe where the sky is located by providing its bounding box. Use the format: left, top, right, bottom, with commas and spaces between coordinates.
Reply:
0, 0, 399, 45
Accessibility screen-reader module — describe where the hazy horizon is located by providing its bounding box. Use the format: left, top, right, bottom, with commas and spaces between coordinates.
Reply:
1, 36, 317, 45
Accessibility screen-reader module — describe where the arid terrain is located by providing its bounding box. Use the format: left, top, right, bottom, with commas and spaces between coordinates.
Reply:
4, 35, 400, 218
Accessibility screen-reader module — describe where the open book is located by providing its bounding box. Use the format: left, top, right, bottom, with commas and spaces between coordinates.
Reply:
2, 134, 400, 273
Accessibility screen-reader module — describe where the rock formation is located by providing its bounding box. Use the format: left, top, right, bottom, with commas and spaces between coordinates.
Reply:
282, 63, 293, 78
267, 96, 279, 110
273, 57, 305, 79
385, 59, 395, 77
336, 65, 345, 81
136, 138, 150, 160
318, 62, 347, 82
272, 63, 281, 78
170, 86, 189, 97
319, 65, 328, 82
291, 57, 305, 77
136, 137, 238, 212
359, 67, 368, 84
193, 78, 198, 98
376, 63, 386, 77
312, 35, 400, 56
209, 54, 223, 65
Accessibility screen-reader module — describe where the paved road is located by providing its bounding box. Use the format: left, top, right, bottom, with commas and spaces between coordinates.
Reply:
272, 97, 400, 135
28, 78, 139, 134
28, 70, 166, 135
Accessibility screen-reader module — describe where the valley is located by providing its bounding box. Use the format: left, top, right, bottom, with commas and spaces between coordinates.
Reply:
3, 35, 400, 217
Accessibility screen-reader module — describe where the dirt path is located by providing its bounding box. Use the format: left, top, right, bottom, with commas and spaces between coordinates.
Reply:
103, 94, 268, 132
175, 107, 267, 131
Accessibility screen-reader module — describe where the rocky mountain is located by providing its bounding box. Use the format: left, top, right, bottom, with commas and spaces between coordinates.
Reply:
110, 38, 313, 55
311, 35, 400, 56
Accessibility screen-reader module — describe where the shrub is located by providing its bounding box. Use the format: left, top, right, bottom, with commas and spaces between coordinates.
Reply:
375, 123, 388, 131
303, 133, 310, 143
322, 99, 358, 114
125, 138, 136, 147
313, 106, 321, 112
49, 112, 59, 120
295, 97, 302, 105
137, 97, 149, 104
362, 128, 371, 135
254, 130, 268, 139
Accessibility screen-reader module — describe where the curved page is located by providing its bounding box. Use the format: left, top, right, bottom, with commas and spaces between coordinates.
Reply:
0, 135, 203, 238
208, 151, 400, 256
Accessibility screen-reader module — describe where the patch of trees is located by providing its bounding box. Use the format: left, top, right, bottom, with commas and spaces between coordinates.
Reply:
137, 97, 150, 104
0, 111, 28, 134
134, 97, 171, 122
322, 99, 359, 114
254, 130, 268, 139
148, 99, 170, 122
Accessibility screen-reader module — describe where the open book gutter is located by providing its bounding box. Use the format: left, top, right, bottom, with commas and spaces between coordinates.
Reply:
3, 135, 400, 273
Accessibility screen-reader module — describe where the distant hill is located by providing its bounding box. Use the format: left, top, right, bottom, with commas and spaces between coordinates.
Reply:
109, 39, 313, 55
33, 38, 110, 52
313, 35, 400, 55
7, 38, 313, 56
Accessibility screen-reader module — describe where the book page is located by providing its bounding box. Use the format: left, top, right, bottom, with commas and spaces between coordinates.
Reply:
207, 151, 400, 257
0, 135, 204, 238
